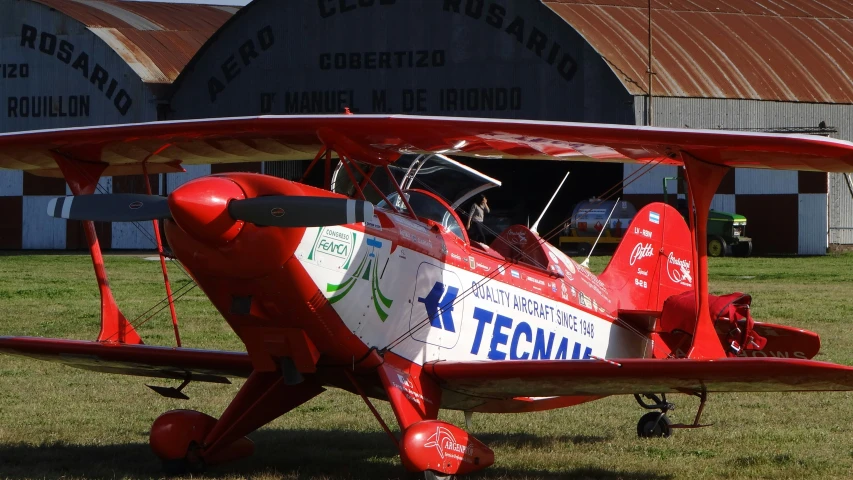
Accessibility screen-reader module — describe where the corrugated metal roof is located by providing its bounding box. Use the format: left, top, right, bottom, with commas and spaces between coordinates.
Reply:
544, 0, 853, 103
31, 0, 235, 83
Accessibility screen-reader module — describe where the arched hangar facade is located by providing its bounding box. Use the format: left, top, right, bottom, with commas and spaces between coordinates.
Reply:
0, 0, 235, 249
169, 0, 853, 256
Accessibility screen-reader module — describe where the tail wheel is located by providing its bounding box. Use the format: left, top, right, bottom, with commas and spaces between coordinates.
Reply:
707, 236, 727, 257
637, 412, 672, 438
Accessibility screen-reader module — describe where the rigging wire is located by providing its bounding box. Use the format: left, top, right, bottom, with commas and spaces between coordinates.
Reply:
380, 156, 669, 352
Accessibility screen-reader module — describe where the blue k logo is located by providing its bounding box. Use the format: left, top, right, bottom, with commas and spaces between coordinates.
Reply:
418, 282, 458, 332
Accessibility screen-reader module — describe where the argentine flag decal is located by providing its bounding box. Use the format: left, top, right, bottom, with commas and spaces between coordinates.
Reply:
649, 211, 660, 224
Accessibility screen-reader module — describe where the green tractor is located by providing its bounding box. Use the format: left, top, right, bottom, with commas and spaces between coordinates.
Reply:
665, 177, 752, 257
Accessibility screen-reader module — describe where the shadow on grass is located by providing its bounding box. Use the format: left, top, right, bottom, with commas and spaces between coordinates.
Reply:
0, 429, 670, 480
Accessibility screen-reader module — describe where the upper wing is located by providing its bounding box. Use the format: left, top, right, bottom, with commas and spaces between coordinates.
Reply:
423, 358, 853, 398
2, 115, 853, 177
0, 337, 252, 384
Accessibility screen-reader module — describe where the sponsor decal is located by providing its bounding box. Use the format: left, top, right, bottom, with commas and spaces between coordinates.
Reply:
634, 278, 649, 289
469, 256, 477, 269
128, 201, 143, 210
497, 265, 506, 276
389, 368, 432, 407
649, 211, 660, 224
637, 268, 649, 277
526, 276, 545, 285
476, 262, 491, 271
425, 426, 472, 460
570, 286, 576, 297
326, 237, 393, 321
560, 282, 569, 300
506, 229, 527, 244
401, 229, 433, 248
308, 227, 356, 269
470, 306, 594, 361
629, 243, 654, 266
419, 281, 458, 332
550, 282, 557, 293
270, 207, 285, 217
667, 252, 693, 287
365, 213, 382, 230
450, 252, 463, 261
510, 269, 520, 279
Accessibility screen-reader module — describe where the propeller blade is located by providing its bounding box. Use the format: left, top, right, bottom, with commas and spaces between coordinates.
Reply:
228, 196, 374, 227
46, 194, 171, 222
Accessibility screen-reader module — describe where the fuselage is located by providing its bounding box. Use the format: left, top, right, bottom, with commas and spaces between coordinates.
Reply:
164, 173, 649, 410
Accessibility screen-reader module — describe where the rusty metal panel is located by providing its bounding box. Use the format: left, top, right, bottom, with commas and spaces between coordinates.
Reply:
29, 0, 234, 83
544, 0, 853, 103
22, 196, 66, 249
799, 194, 828, 254
0, 1, 158, 132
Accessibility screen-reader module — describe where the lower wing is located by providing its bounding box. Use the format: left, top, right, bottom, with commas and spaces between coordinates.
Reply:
0, 337, 252, 384
424, 357, 853, 398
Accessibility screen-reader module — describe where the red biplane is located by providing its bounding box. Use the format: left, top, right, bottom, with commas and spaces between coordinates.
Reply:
2, 115, 853, 479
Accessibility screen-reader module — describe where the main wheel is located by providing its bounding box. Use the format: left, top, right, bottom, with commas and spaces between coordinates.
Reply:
576, 242, 592, 256
408, 470, 455, 480
707, 236, 727, 257
637, 412, 672, 438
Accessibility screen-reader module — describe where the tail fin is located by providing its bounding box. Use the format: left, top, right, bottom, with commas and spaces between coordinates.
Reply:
598, 202, 694, 312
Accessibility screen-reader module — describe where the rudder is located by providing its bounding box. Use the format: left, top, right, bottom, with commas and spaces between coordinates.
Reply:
598, 202, 694, 312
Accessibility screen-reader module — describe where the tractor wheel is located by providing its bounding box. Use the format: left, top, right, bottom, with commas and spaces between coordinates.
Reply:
707, 236, 727, 257
734, 241, 753, 257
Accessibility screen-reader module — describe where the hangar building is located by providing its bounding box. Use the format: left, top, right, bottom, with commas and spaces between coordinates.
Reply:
168, 0, 853, 255
2, 0, 852, 255
0, 0, 235, 249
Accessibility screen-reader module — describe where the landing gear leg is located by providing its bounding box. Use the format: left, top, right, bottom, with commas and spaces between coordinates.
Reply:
149, 371, 325, 472
634, 393, 674, 438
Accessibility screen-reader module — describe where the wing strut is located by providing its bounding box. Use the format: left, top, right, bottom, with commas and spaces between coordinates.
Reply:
52, 153, 143, 345
142, 160, 181, 347
681, 151, 728, 359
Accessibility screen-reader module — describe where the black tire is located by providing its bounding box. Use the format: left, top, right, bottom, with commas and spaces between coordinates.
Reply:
161, 455, 205, 476
408, 470, 455, 480
707, 236, 727, 257
734, 241, 753, 257
637, 412, 672, 438
576, 242, 592, 256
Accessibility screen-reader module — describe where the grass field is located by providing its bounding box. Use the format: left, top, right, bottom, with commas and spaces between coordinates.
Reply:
1, 253, 853, 479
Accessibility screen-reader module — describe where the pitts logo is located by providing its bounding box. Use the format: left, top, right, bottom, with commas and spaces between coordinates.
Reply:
667, 252, 693, 287
424, 425, 472, 460
629, 243, 654, 266
327, 237, 393, 321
